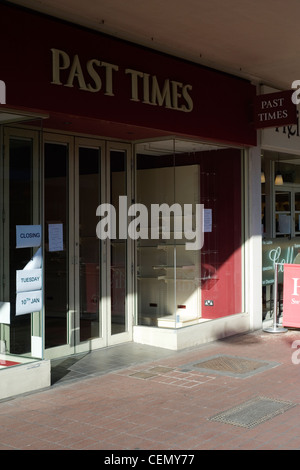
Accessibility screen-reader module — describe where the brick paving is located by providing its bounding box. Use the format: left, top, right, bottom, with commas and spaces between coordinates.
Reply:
1, 329, 300, 450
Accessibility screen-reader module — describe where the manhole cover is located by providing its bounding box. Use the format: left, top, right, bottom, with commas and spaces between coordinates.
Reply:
180, 355, 279, 377
209, 396, 296, 428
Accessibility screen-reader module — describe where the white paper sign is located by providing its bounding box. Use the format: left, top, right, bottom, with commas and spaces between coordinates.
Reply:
278, 214, 291, 234
16, 290, 42, 316
16, 268, 42, 293
31, 336, 43, 359
16, 225, 41, 248
48, 223, 63, 252
0, 302, 10, 324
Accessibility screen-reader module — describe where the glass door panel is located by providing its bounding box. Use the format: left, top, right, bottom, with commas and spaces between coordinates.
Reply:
295, 192, 300, 235
1, 128, 41, 358
9, 138, 34, 353
108, 143, 132, 344
44, 141, 70, 350
275, 190, 291, 237
110, 150, 127, 335
77, 144, 102, 343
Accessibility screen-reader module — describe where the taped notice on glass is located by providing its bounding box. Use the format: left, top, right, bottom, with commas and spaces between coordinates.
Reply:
48, 223, 63, 252
16, 290, 42, 316
0, 302, 10, 324
16, 268, 42, 293
16, 225, 41, 248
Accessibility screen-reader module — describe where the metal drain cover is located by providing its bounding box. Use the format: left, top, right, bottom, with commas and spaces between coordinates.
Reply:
183, 355, 279, 378
195, 356, 263, 373
209, 396, 296, 428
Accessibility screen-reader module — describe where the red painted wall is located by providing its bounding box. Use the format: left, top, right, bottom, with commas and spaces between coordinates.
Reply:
200, 149, 242, 318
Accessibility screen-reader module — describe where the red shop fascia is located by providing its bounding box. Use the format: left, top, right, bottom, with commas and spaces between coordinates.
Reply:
0, 2, 257, 145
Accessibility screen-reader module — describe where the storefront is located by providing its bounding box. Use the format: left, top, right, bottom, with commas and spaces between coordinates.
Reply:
261, 86, 300, 323
0, 2, 260, 395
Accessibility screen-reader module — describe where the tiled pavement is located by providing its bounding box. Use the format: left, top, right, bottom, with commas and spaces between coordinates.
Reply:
1, 329, 300, 450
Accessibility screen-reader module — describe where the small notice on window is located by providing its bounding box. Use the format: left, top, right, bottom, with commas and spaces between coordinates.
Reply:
16, 225, 41, 248
48, 223, 64, 252
16, 290, 42, 316
278, 214, 291, 234
0, 302, 10, 324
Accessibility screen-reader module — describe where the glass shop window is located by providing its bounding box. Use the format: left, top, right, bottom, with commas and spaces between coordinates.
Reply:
136, 140, 243, 329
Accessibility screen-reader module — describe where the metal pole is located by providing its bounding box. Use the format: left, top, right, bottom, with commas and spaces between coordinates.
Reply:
264, 262, 287, 333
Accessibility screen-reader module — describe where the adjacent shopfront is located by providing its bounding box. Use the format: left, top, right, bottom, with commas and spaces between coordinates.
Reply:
261, 86, 300, 322
0, 2, 261, 394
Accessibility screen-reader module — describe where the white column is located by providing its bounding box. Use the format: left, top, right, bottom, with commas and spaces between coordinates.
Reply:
246, 142, 263, 330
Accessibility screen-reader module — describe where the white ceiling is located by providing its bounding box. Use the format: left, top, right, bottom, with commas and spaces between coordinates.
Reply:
8, 0, 300, 91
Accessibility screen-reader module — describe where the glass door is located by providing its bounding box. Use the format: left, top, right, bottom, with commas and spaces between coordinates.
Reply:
107, 142, 133, 345
44, 135, 73, 358
74, 138, 106, 351
274, 188, 300, 238
1, 127, 42, 358
43, 136, 132, 359
44, 135, 106, 358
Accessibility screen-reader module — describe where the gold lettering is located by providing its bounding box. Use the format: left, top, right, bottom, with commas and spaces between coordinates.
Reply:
171, 80, 183, 111
125, 68, 144, 101
101, 61, 119, 96
50, 49, 194, 111
86, 59, 102, 92
51, 48, 70, 85
65, 54, 88, 90
151, 76, 172, 109
182, 84, 193, 112
142, 73, 151, 104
